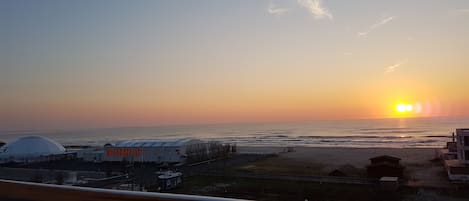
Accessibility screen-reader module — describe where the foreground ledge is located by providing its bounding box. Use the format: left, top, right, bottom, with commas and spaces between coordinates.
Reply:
0, 179, 248, 201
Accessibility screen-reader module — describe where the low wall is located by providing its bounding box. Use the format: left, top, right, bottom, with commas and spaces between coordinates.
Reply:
0, 179, 246, 201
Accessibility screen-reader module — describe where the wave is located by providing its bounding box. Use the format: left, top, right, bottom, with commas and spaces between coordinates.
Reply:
424, 135, 452, 138
298, 135, 413, 139
258, 135, 289, 138
255, 129, 292, 135
357, 130, 428, 134
414, 140, 440, 143
358, 127, 412, 131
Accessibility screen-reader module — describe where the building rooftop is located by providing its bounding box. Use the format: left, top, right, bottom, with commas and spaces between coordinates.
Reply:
114, 138, 204, 148
439, 149, 457, 154
379, 177, 399, 182
158, 171, 183, 179
445, 159, 468, 168
369, 155, 401, 161
0, 136, 65, 158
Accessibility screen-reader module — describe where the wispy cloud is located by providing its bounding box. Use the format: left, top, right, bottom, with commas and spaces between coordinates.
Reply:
451, 9, 469, 15
267, 3, 289, 16
297, 0, 333, 20
385, 60, 406, 73
358, 16, 395, 38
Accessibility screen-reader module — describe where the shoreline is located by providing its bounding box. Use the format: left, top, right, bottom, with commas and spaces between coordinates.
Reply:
238, 145, 440, 149
237, 146, 440, 154
63, 143, 446, 149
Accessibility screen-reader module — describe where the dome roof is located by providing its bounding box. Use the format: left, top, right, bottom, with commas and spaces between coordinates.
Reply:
0, 136, 65, 158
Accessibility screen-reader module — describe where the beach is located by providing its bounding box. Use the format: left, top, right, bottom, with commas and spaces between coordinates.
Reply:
171, 146, 465, 200
1, 145, 465, 201
237, 146, 450, 187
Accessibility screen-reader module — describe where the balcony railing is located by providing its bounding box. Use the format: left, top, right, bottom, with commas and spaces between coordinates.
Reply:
0, 179, 248, 201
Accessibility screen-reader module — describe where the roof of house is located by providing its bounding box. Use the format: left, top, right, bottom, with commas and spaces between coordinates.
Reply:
444, 159, 468, 168
328, 169, 346, 176
379, 177, 399, 182
114, 138, 204, 148
369, 155, 401, 161
158, 171, 183, 179
367, 162, 404, 168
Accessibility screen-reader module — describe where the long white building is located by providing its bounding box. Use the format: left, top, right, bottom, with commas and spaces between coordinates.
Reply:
103, 138, 214, 163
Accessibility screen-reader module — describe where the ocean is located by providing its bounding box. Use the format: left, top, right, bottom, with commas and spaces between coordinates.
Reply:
1, 117, 468, 148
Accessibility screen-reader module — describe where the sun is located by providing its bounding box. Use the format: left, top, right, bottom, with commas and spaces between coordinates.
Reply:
396, 103, 413, 113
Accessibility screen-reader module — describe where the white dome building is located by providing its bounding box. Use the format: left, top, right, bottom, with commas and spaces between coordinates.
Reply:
0, 136, 66, 163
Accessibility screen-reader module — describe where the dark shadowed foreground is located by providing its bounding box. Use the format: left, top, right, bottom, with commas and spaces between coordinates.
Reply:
0, 179, 246, 201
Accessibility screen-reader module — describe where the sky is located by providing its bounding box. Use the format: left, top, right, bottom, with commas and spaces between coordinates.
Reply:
1, 0, 469, 131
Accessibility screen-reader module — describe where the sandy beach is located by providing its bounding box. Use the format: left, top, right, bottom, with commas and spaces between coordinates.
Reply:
237, 146, 449, 187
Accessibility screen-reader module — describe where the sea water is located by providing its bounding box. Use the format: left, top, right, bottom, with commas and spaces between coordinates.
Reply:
1, 117, 468, 148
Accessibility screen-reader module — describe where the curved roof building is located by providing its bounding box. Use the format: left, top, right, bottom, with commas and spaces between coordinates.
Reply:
104, 138, 209, 163
0, 136, 66, 162
114, 138, 203, 147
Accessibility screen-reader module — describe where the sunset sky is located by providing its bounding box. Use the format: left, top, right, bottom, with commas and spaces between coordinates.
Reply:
1, 0, 469, 130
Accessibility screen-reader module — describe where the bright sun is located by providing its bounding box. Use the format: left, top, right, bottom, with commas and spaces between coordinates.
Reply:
396, 103, 413, 113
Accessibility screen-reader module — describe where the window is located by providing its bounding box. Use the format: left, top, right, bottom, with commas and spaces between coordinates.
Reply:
465, 136, 469, 146
465, 150, 469, 161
